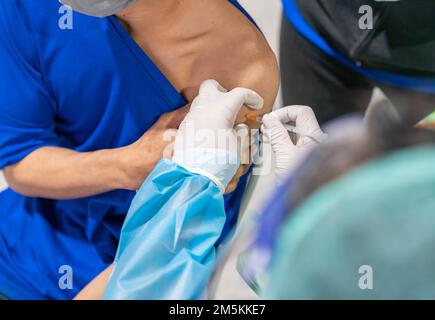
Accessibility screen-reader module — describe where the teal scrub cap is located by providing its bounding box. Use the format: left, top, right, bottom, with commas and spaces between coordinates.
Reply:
266, 145, 435, 299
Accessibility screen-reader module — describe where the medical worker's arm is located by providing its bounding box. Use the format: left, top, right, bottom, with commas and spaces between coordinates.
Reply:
3, 107, 188, 200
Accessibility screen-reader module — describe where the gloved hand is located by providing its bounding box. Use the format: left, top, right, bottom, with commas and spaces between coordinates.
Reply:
173, 80, 264, 193
262, 105, 326, 184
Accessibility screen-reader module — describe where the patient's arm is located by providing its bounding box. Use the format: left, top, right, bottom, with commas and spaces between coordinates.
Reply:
235, 57, 280, 126
225, 53, 280, 193
74, 264, 113, 300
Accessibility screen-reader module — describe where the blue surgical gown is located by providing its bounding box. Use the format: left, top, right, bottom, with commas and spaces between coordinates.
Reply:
0, 0, 254, 300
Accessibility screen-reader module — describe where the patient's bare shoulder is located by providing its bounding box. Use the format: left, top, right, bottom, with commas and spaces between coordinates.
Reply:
217, 1, 280, 114
225, 30, 280, 123
240, 41, 280, 111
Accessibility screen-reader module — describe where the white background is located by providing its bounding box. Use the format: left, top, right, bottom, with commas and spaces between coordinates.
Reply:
0, 171, 6, 192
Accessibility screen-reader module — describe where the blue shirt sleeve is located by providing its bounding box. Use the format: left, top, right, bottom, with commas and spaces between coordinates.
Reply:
0, 1, 58, 169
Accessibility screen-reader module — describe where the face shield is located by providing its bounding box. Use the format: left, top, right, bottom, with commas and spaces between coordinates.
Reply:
59, 0, 136, 18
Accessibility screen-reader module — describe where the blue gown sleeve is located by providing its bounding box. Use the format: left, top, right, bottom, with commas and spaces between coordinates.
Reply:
0, 1, 58, 169
103, 159, 227, 299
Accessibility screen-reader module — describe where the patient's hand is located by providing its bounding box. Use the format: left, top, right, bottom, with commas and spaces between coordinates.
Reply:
123, 106, 189, 190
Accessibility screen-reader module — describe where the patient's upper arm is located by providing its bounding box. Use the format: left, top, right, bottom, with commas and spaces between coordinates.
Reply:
235, 48, 280, 126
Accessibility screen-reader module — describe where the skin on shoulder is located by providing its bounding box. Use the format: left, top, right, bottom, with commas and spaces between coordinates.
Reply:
116, 0, 280, 122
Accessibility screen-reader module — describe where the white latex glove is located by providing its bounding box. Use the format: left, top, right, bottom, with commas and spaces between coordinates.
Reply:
262, 105, 326, 184
173, 80, 264, 193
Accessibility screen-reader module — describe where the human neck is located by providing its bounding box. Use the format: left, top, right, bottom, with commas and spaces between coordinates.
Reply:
115, 0, 219, 42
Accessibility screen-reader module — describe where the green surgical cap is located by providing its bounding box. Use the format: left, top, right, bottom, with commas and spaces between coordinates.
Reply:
266, 145, 435, 299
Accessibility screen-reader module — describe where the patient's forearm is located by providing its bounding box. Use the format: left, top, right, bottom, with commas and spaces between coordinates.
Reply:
3, 146, 134, 200
3, 107, 188, 200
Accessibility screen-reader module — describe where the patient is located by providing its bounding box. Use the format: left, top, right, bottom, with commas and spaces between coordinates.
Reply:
74, 0, 279, 299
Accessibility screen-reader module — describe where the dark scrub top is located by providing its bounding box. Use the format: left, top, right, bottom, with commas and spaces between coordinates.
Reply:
282, 0, 435, 93
0, 0, 254, 299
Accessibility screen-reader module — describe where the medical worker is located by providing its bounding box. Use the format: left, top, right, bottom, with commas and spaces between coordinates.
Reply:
226, 100, 435, 299
280, 0, 435, 125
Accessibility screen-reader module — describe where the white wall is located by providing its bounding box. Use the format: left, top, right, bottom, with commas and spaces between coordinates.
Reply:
238, 0, 282, 56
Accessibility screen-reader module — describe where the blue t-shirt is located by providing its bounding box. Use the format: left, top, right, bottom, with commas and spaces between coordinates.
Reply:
0, 0, 253, 299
